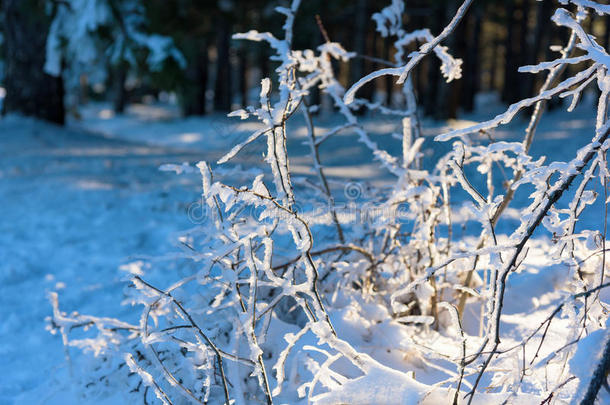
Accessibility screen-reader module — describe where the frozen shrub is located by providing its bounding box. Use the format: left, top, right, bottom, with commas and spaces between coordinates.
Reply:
49, 1, 610, 403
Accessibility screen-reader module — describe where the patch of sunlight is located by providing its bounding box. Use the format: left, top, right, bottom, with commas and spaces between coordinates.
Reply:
177, 132, 202, 143
98, 109, 115, 119
74, 180, 114, 190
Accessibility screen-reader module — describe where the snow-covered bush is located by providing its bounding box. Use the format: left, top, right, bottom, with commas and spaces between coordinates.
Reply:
49, 0, 610, 403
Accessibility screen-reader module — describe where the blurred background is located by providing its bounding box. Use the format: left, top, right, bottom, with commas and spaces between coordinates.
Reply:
0, 0, 604, 124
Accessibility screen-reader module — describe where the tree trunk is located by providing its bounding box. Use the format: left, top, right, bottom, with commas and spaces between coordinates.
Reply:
350, 0, 372, 114
214, 13, 232, 112
2, 0, 65, 124
502, 0, 529, 104
517, 0, 531, 100
445, 0, 469, 119
460, 4, 482, 112
182, 41, 209, 116
501, 0, 517, 104
489, 25, 500, 92
383, 36, 393, 106
423, 3, 444, 116
529, 0, 552, 96
113, 62, 128, 114
605, 15, 610, 50
434, 0, 459, 120
238, 49, 248, 108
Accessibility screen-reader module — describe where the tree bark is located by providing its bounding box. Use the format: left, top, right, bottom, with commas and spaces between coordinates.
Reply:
2, 0, 65, 124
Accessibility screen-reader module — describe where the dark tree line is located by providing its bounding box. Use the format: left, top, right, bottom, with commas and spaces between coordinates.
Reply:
1, 0, 608, 125
1, 0, 65, 124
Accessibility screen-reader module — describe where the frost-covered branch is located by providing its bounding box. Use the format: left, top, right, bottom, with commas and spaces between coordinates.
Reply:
48, 1, 610, 404
343, 0, 471, 104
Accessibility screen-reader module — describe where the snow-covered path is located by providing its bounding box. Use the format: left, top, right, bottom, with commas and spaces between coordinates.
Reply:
0, 117, 205, 403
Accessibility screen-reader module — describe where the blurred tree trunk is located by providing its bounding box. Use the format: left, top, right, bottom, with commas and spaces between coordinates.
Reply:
501, 0, 517, 104
78, 74, 89, 106
238, 49, 248, 108
423, 3, 443, 116
214, 13, 232, 111
434, 0, 459, 120
519, 0, 533, 99
260, 42, 270, 80
529, 0, 553, 95
460, 4, 482, 112
604, 15, 610, 50
489, 23, 500, 92
445, 0, 469, 119
2, 0, 65, 124
383, 36, 393, 105
307, 13, 323, 110
182, 42, 209, 116
350, 0, 372, 114
502, 0, 529, 104
544, 3, 567, 111
113, 62, 128, 114
350, 0, 368, 84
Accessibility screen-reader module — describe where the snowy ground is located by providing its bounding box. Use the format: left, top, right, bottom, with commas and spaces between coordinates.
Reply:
0, 96, 607, 404
73, 97, 599, 188
0, 116, 204, 403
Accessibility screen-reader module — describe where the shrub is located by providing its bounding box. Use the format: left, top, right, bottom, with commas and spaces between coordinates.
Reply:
49, 1, 610, 403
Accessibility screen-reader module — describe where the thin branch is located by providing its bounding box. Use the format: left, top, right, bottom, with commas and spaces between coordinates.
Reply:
133, 276, 231, 405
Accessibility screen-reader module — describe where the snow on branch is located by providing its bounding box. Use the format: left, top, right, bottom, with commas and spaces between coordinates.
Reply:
344, 0, 471, 104
48, 1, 610, 404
